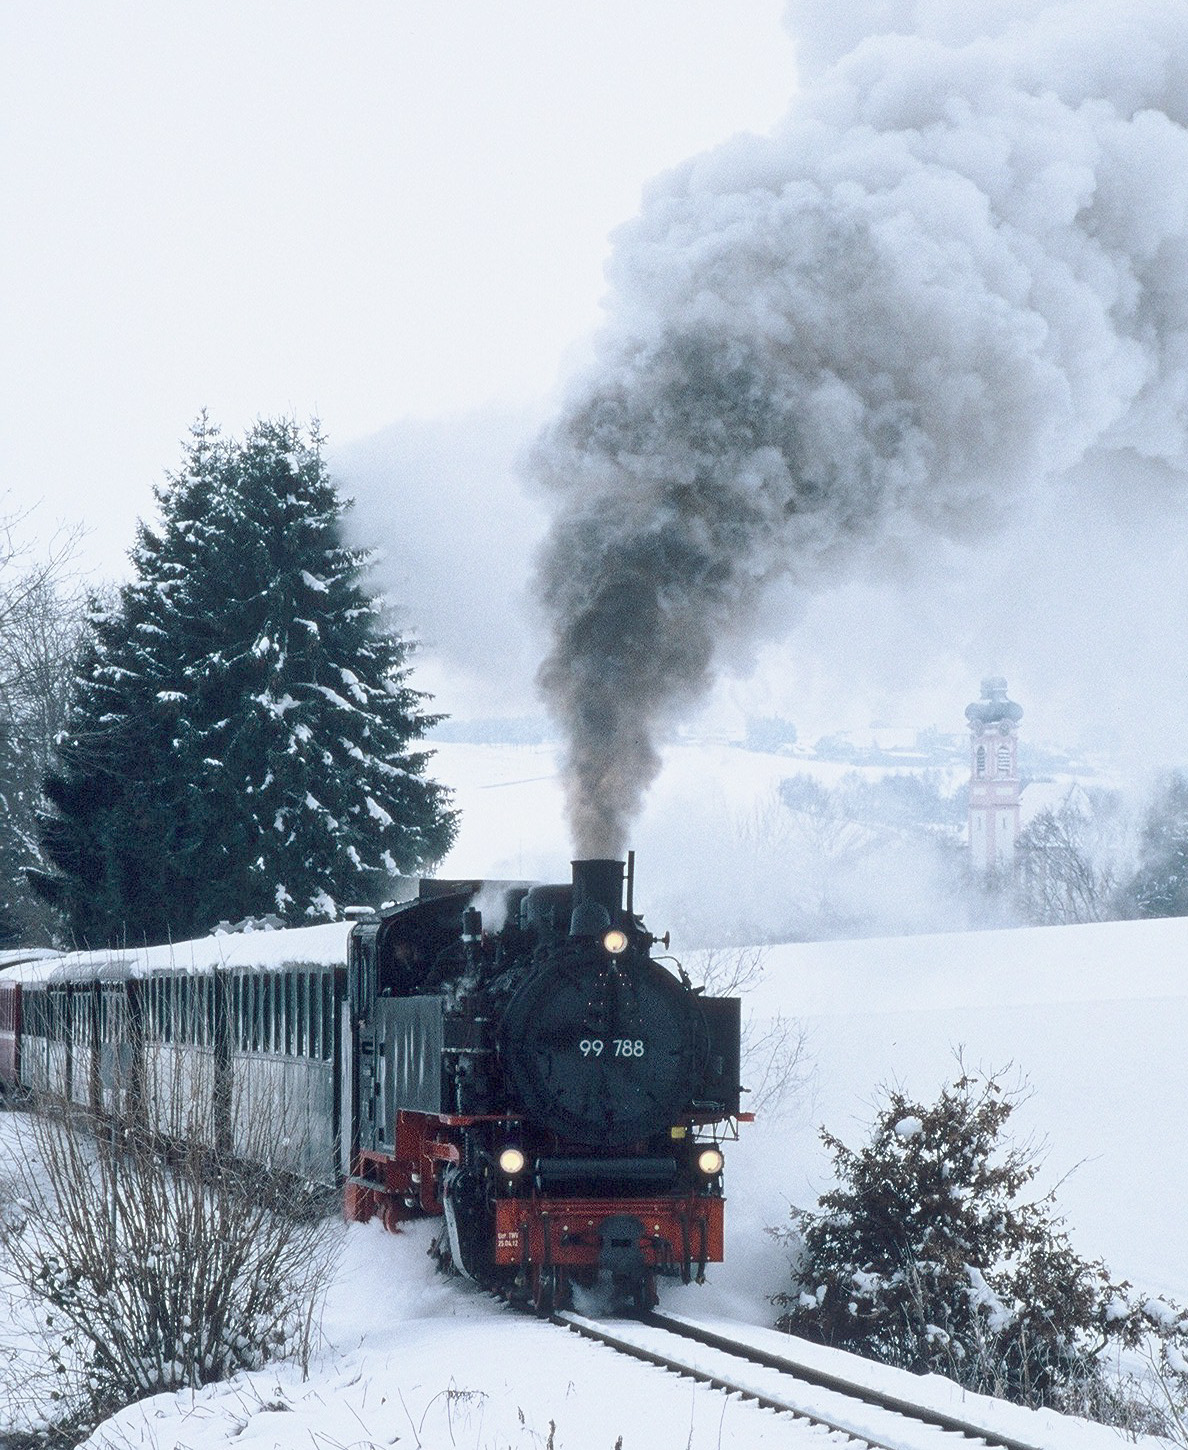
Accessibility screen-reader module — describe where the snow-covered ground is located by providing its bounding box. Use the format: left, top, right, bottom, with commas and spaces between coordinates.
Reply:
3, 740, 1184, 1447
68, 1217, 1156, 1450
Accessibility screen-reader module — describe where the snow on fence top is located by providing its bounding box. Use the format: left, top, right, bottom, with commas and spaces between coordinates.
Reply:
0, 921, 355, 986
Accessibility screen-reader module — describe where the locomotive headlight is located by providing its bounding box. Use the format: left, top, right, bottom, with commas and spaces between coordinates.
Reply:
602, 928, 629, 955
497, 1146, 527, 1176
696, 1147, 724, 1177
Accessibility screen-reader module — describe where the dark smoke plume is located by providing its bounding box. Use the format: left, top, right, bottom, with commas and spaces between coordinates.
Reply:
534, 0, 1188, 857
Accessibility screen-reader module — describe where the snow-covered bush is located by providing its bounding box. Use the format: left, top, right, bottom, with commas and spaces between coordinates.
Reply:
773, 1070, 1188, 1425
0, 1083, 337, 1439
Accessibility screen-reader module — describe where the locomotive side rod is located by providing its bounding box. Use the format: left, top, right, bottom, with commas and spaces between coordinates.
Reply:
554, 1310, 1052, 1450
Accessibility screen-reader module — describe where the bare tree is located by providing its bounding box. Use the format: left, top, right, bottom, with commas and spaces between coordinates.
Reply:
1015, 789, 1131, 925
689, 946, 813, 1118
0, 509, 86, 944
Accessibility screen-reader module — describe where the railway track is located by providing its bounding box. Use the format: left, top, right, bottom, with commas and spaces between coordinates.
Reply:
552, 1308, 1052, 1450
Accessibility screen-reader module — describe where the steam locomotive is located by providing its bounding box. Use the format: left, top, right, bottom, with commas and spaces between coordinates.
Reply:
0, 857, 744, 1311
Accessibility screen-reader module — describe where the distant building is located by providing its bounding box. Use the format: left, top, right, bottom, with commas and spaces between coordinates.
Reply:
965, 677, 1023, 871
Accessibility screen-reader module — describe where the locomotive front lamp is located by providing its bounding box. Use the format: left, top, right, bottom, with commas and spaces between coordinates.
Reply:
602, 928, 629, 955
696, 1147, 724, 1176
497, 1146, 527, 1176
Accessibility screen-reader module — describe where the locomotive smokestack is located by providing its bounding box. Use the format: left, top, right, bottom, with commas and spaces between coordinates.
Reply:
569, 858, 624, 936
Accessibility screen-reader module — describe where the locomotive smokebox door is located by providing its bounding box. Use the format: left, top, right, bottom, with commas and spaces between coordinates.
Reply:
499, 858, 711, 1148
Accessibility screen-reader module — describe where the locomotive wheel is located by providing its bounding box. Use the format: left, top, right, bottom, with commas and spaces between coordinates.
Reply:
531, 1266, 569, 1315
632, 1272, 658, 1314
610, 1271, 657, 1316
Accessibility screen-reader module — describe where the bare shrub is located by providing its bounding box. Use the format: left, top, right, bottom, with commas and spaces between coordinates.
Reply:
0, 1054, 338, 1439
689, 946, 812, 1117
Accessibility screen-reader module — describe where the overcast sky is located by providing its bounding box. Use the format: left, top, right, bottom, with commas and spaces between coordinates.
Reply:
1, 2, 795, 576
7, 2, 1188, 776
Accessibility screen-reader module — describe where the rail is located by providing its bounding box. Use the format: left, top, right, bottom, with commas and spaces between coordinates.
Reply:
552, 1308, 1053, 1450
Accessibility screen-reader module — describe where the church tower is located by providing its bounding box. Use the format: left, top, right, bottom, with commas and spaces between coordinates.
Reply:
965, 677, 1023, 871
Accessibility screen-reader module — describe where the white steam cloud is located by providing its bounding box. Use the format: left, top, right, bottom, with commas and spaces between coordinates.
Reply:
533, 0, 1188, 856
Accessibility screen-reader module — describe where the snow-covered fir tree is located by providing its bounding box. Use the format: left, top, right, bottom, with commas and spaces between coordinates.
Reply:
35, 416, 457, 946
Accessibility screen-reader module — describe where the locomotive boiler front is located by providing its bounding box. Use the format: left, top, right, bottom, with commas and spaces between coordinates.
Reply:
497, 858, 711, 1148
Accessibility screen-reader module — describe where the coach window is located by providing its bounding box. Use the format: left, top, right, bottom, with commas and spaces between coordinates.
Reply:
309, 974, 322, 1060
295, 974, 307, 1057
264, 975, 275, 1054
281, 974, 291, 1055
283, 974, 294, 1056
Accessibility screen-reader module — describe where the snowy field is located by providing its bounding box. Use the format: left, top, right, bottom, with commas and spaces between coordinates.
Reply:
43, 1216, 1155, 1450
2, 739, 1184, 1447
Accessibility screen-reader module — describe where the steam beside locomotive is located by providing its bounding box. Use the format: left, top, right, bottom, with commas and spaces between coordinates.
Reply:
0, 857, 745, 1311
